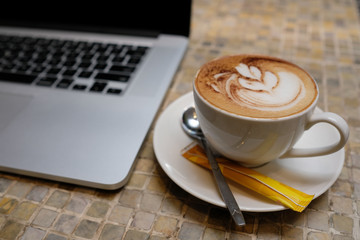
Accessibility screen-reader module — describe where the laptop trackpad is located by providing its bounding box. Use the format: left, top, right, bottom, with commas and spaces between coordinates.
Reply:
0, 92, 33, 133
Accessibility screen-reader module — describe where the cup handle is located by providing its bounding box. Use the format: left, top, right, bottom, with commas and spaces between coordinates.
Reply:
284, 112, 349, 158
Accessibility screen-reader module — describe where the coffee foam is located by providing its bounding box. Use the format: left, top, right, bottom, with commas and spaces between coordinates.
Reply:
195, 55, 318, 118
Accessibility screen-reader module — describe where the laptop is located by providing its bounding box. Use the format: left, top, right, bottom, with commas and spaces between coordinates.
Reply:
0, 1, 191, 189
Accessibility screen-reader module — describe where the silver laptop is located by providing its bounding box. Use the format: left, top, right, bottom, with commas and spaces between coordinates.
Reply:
0, 1, 191, 189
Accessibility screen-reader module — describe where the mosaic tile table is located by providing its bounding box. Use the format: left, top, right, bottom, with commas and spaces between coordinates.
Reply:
1, 0, 360, 239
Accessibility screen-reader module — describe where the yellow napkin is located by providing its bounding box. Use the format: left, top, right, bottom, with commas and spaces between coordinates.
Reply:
181, 142, 314, 212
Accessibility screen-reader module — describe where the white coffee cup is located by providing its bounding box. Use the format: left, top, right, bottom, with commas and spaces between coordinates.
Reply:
193, 55, 349, 167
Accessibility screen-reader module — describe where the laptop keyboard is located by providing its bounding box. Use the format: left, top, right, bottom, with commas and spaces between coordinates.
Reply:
0, 34, 150, 95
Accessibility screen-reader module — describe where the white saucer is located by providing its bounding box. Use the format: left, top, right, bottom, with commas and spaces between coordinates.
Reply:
153, 92, 345, 212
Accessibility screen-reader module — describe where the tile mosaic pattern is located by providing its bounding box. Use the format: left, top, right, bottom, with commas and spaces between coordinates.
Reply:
1, 0, 360, 239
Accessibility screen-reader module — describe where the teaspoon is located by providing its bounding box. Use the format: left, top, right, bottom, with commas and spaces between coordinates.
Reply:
182, 107, 246, 226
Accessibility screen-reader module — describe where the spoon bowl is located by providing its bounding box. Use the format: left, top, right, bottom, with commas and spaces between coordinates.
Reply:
181, 107, 204, 140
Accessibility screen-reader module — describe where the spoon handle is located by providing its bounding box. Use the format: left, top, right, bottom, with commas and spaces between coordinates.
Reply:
200, 138, 246, 226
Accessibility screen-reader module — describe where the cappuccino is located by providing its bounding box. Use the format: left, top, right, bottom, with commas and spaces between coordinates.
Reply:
195, 55, 318, 118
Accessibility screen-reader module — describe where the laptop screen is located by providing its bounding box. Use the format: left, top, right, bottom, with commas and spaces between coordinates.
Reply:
0, 0, 191, 37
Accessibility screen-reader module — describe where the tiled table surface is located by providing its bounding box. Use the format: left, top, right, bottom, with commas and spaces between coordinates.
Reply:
1, 0, 360, 239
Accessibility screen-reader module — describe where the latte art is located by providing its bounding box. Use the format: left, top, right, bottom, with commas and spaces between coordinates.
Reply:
210, 63, 306, 112
195, 55, 318, 118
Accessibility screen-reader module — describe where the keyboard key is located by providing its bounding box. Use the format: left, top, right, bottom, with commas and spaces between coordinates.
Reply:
56, 79, 73, 89
73, 84, 87, 90
128, 56, 141, 64
63, 60, 76, 67
47, 68, 62, 75
78, 71, 93, 78
16, 64, 31, 72
36, 77, 57, 87
81, 53, 95, 61
94, 63, 107, 70
78, 61, 92, 68
18, 55, 32, 63
110, 65, 135, 73
112, 56, 125, 63
126, 47, 148, 56
95, 72, 130, 82
107, 88, 122, 94
111, 46, 124, 54
0, 72, 36, 84
31, 66, 47, 74
97, 55, 109, 62
90, 82, 107, 92
33, 57, 47, 64
2, 63, 16, 70
48, 58, 62, 66
63, 69, 77, 77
